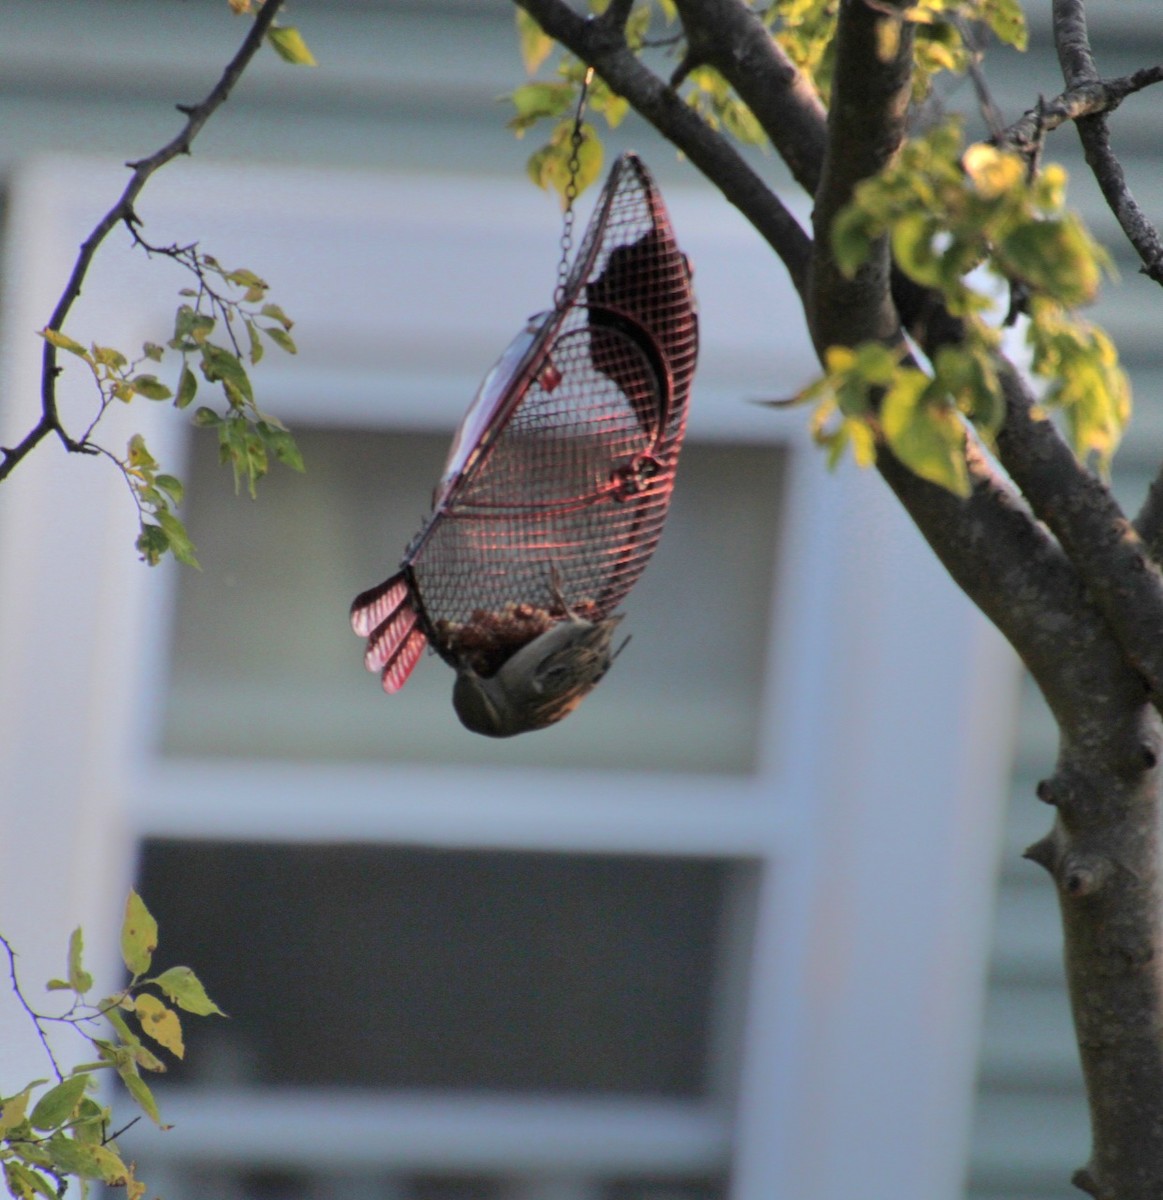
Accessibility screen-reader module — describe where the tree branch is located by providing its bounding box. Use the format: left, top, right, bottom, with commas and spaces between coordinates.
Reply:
1052, 0, 1099, 86
993, 366, 1163, 714
1043, 0, 1163, 287
512, 0, 813, 296
0, 0, 287, 484
1042, 2, 1163, 587
1001, 65, 1163, 154
808, 0, 914, 353
670, 0, 828, 196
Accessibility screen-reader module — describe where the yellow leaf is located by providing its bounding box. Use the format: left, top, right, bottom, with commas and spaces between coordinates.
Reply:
516, 9, 553, 74
120, 890, 158, 977
267, 25, 317, 67
962, 142, 1024, 199
133, 995, 185, 1059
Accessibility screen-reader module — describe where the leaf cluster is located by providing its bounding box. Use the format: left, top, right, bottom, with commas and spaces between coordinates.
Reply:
822, 121, 1129, 481
1, 895, 223, 1200
510, 9, 635, 205
759, 0, 1025, 105
41, 252, 303, 567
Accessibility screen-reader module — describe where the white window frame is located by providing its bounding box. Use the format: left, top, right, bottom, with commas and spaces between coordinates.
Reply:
0, 155, 1020, 1200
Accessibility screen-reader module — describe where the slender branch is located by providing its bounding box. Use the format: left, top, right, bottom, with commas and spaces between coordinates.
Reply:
1052, 0, 1099, 86
0, 0, 286, 484
1, 932, 65, 1083
1001, 65, 1163, 153
1076, 112, 1163, 286
1044, 0, 1163, 289
513, 0, 813, 295
1002, 64, 1163, 288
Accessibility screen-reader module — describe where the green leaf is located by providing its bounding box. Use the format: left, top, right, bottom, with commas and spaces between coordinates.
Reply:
890, 210, 943, 287
527, 120, 603, 206
508, 82, 574, 134
218, 417, 269, 497
267, 25, 317, 66
999, 216, 1101, 307
261, 326, 297, 355
29, 1075, 89, 1132
46, 1137, 130, 1185
881, 369, 970, 497
176, 363, 198, 409
258, 423, 306, 473
171, 306, 215, 349
246, 319, 265, 366
4, 1161, 59, 1200
981, 0, 1027, 50
39, 328, 89, 359
259, 303, 293, 330
126, 433, 158, 473
156, 510, 200, 569
99, 1014, 165, 1074
516, 9, 554, 74
200, 344, 254, 405
130, 374, 173, 401
155, 474, 185, 505
830, 205, 876, 277
92, 345, 128, 370
66, 927, 93, 994
117, 1065, 165, 1128
153, 966, 226, 1016
70, 1097, 110, 1146
131, 995, 184, 1059
192, 406, 220, 428
142, 342, 165, 363
120, 890, 158, 978
225, 267, 267, 292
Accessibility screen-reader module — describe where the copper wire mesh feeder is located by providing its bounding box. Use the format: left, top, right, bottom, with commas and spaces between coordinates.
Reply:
351, 151, 699, 733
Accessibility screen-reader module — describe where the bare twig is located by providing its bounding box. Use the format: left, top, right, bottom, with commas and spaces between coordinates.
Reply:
0, 0, 287, 484
952, 14, 1006, 140
1, 932, 65, 1083
1001, 67, 1163, 155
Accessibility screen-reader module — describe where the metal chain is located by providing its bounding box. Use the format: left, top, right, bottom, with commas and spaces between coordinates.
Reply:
555, 66, 596, 306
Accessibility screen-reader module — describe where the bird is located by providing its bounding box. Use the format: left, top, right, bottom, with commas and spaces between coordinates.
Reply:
450, 588, 627, 738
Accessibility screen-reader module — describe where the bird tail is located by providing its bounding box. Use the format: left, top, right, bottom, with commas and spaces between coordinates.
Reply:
350, 572, 427, 693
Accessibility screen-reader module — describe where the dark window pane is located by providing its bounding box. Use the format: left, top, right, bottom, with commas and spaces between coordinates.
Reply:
138, 840, 735, 1096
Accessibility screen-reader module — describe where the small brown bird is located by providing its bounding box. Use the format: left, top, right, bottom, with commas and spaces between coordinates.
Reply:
450, 592, 626, 738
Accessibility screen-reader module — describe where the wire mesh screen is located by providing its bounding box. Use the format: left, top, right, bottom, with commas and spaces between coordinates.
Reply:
412, 154, 696, 666
353, 152, 698, 690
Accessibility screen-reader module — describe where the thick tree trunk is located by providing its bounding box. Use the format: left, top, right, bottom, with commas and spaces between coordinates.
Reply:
1027, 711, 1163, 1199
